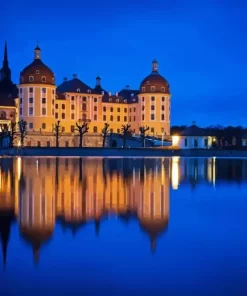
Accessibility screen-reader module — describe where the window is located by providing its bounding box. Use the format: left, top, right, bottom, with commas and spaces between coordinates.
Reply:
151, 96, 155, 101
71, 105, 75, 110
83, 97, 86, 102
103, 106, 106, 112
94, 106, 97, 111
162, 105, 165, 111
42, 97, 46, 104
204, 138, 208, 147
52, 89, 55, 94
19, 88, 23, 94
93, 126, 98, 133
110, 115, 113, 121
94, 114, 97, 120
29, 97, 33, 104
133, 116, 135, 121
142, 114, 144, 120
62, 113, 65, 119
36, 70, 40, 74
110, 128, 113, 133
134, 107, 136, 112
142, 97, 145, 102
37, 141, 41, 147
82, 113, 86, 121
129, 108, 132, 113
29, 107, 33, 115
162, 87, 165, 92
77, 88, 80, 93
62, 104, 65, 109
151, 105, 155, 111
55, 112, 58, 119
20, 98, 22, 104
29, 123, 33, 129
184, 138, 187, 147
117, 107, 120, 112
94, 98, 97, 102
151, 128, 154, 133
71, 125, 75, 133
29, 76, 34, 82
29, 87, 33, 93
41, 76, 46, 82
110, 107, 113, 112
194, 138, 198, 148
62, 127, 65, 133
65, 141, 69, 147
161, 128, 164, 133
162, 97, 165, 102
20, 108, 22, 116
82, 103, 86, 111
129, 117, 131, 122
124, 116, 127, 122
71, 96, 74, 101
52, 99, 54, 105
42, 88, 46, 93
117, 116, 120, 122
42, 123, 46, 129
42, 108, 46, 115
142, 87, 145, 92
117, 129, 120, 134
47, 141, 50, 147
151, 114, 155, 120
124, 108, 127, 113
52, 109, 54, 116
103, 115, 106, 121
151, 86, 155, 92
161, 114, 165, 120
71, 113, 75, 120
142, 106, 145, 111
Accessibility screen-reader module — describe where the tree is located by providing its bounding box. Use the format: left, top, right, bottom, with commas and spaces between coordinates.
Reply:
53, 120, 63, 147
121, 124, 131, 148
76, 121, 89, 147
101, 122, 110, 148
9, 122, 17, 148
18, 119, 27, 147
139, 126, 150, 148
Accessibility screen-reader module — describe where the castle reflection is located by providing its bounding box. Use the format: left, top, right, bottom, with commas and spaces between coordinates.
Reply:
0, 157, 170, 266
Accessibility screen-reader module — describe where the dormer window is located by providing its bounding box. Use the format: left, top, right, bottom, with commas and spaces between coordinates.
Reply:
20, 76, 24, 83
41, 76, 46, 82
142, 87, 145, 92
87, 89, 91, 93
151, 86, 155, 92
162, 87, 165, 92
146, 81, 150, 85
116, 99, 119, 103
124, 99, 127, 103
77, 88, 80, 92
36, 70, 40, 74
109, 98, 112, 102
29, 76, 34, 82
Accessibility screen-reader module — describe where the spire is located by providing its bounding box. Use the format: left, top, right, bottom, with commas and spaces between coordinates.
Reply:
34, 43, 41, 60
0, 41, 11, 82
4, 41, 8, 66
152, 59, 158, 73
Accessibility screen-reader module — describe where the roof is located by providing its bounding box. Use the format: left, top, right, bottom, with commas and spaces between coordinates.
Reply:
102, 93, 138, 104
180, 125, 212, 137
0, 81, 18, 106
93, 85, 108, 95
57, 78, 92, 94
140, 72, 170, 94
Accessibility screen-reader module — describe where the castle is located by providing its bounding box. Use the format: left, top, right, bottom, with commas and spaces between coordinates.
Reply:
0, 42, 171, 147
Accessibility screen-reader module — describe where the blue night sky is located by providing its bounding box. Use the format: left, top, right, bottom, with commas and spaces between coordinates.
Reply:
1, 0, 247, 126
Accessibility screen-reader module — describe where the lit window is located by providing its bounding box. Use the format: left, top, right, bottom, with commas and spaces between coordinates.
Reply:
29, 76, 34, 82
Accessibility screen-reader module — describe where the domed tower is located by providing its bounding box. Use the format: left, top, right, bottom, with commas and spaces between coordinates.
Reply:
138, 60, 171, 136
18, 45, 56, 139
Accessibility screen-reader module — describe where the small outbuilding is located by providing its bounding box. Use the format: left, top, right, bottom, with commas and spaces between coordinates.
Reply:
172, 122, 216, 149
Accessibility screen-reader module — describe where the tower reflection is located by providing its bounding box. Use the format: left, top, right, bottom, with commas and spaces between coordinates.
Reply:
0, 157, 170, 266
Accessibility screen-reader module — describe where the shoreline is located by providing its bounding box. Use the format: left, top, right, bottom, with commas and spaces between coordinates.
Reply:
1, 147, 247, 158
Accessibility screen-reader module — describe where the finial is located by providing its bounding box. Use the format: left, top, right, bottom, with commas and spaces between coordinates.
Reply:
34, 42, 41, 59
152, 59, 158, 72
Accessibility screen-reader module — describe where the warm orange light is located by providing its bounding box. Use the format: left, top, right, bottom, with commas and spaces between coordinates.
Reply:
172, 135, 180, 146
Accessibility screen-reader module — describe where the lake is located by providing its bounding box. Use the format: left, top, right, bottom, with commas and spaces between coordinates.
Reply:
0, 157, 247, 296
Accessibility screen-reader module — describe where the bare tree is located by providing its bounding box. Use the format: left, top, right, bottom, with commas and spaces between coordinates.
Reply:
101, 122, 110, 148
54, 120, 62, 148
139, 126, 150, 148
121, 124, 131, 148
18, 119, 27, 147
9, 122, 17, 148
76, 121, 89, 147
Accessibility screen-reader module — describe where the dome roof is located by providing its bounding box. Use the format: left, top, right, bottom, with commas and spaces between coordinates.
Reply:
19, 46, 55, 85
140, 60, 170, 94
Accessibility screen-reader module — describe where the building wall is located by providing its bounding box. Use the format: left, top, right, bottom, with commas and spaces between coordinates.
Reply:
172, 135, 214, 149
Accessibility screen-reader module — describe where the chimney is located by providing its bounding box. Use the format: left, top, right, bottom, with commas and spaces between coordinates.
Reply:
73, 74, 77, 79
63, 77, 67, 82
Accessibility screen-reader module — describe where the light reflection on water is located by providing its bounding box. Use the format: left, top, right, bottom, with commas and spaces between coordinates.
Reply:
0, 157, 247, 296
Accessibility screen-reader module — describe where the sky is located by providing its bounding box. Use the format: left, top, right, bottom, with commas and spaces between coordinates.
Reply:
1, 0, 247, 126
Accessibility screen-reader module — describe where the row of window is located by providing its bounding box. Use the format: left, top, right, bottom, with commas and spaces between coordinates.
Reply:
141, 105, 165, 111
141, 86, 166, 92
19, 87, 54, 94
142, 96, 166, 102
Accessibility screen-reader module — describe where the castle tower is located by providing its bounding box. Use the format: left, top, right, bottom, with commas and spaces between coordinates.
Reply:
0, 41, 11, 82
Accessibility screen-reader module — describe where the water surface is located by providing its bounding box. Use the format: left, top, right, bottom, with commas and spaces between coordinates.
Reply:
0, 157, 247, 296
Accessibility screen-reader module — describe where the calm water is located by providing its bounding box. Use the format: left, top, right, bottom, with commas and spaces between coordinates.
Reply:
0, 157, 247, 296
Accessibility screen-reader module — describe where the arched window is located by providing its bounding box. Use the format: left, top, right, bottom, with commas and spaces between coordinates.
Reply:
41, 76, 46, 82
0, 112, 6, 119
161, 87, 165, 92
36, 70, 40, 74
77, 88, 80, 92
29, 76, 34, 82
142, 87, 145, 92
151, 86, 155, 92
93, 126, 98, 133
